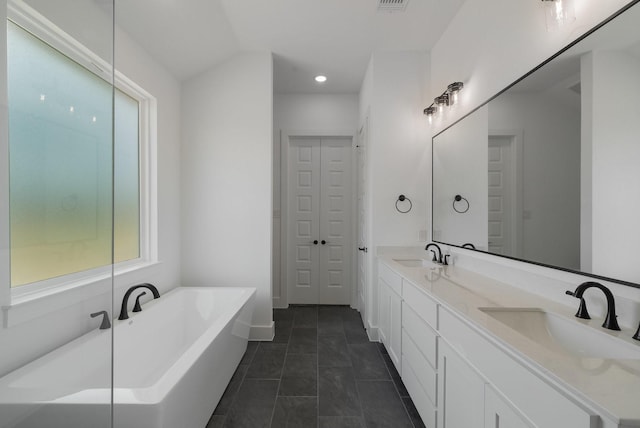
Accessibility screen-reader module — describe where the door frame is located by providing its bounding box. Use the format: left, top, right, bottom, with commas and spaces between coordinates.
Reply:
279, 130, 357, 308
488, 129, 524, 258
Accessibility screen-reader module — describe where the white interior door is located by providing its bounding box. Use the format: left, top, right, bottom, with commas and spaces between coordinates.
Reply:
488, 136, 513, 255
356, 123, 368, 315
288, 137, 321, 303
287, 136, 352, 305
319, 137, 352, 304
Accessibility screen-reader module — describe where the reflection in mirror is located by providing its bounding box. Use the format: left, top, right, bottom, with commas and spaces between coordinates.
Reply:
433, 1, 640, 287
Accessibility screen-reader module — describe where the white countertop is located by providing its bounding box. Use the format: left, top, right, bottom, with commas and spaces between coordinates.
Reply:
378, 252, 640, 426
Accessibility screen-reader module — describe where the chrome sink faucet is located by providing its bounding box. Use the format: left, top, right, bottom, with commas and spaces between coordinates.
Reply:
565, 281, 620, 331
425, 243, 448, 265
119, 283, 160, 320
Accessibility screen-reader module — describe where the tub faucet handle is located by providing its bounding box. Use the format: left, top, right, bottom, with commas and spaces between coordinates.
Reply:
91, 311, 111, 330
133, 292, 147, 313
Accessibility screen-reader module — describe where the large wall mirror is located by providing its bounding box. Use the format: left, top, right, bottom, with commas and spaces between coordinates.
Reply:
432, 0, 640, 287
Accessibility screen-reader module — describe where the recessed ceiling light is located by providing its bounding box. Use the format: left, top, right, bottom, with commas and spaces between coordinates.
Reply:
315, 75, 327, 83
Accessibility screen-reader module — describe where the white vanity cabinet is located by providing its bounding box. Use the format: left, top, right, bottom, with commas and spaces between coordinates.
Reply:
376, 258, 612, 428
439, 306, 599, 428
437, 339, 484, 428
378, 262, 403, 372
438, 338, 536, 428
484, 386, 536, 428
401, 279, 439, 427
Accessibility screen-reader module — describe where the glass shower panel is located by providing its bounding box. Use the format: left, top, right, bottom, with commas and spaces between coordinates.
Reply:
0, 1, 114, 427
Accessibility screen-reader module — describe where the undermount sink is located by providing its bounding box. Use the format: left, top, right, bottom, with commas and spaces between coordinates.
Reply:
479, 307, 640, 359
392, 258, 434, 268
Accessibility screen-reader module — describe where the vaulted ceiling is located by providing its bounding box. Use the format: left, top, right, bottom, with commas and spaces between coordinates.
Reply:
112, 0, 465, 93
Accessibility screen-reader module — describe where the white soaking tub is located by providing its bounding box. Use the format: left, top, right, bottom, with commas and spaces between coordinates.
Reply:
0, 286, 256, 428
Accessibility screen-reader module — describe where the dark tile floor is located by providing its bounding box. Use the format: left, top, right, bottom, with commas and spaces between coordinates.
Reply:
207, 305, 426, 428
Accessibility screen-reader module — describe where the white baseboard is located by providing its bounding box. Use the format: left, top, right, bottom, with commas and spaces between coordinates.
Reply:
250, 321, 275, 341
272, 297, 287, 309
366, 323, 379, 341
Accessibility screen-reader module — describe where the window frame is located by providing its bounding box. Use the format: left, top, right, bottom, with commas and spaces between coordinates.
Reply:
4, 1, 158, 308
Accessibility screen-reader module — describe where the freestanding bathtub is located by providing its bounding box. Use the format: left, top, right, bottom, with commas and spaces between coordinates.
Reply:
0, 286, 256, 428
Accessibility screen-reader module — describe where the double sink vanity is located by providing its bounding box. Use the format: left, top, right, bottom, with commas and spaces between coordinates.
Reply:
377, 251, 640, 428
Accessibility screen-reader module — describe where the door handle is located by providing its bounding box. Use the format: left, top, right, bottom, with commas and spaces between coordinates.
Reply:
321, 240, 327, 245
312, 240, 318, 245
358, 247, 368, 253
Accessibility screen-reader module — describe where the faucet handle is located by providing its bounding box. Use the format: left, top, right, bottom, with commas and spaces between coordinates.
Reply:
443, 254, 450, 265
133, 291, 147, 313
91, 311, 111, 330
565, 290, 591, 319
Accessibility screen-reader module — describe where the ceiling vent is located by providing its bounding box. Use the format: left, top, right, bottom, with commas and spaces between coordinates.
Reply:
378, 0, 409, 13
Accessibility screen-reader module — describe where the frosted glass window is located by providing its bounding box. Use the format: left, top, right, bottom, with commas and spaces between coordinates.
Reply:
7, 21, 140, 287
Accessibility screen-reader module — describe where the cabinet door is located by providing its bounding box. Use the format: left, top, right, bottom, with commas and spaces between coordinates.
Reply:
484, 386, 536, 428
378, 279, 389, 345
438, 340, 485, 428
387, 286, 402, 373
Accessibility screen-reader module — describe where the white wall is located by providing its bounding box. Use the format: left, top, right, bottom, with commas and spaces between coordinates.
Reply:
181, 53, 274, 339
433, 105, 488, 249
359, 51, 430, 334
272, 93, 359, 307
586, 50, 640, 284
0, 1, 182, 375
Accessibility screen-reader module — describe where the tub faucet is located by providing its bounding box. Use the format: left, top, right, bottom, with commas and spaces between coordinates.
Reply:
565, 281, 620, 331
425, 243, 447, 265
119, 283, 160, 320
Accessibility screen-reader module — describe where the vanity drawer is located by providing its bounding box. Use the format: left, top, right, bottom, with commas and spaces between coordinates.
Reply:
402, 279, 438, 330
402, 330, 437, 405
402, 301, 438, 368
439, 308, 599, 428
402, 354, 437, 428
379, 262, 402, 296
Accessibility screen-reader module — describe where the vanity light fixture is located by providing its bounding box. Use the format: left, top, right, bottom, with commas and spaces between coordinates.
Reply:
423, 81, 464, 122
447, 81, 464, 105
434, 94, 449, 113
424, 106, 436, 123
314, 75, 327, 83
541, 0, 575, 31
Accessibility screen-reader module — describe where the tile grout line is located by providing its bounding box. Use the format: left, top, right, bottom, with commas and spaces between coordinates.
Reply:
268, 311, 292, 428
347, 329, 368, 426
376, 343, 420, 428
216, 342, 256, 427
